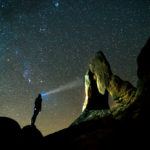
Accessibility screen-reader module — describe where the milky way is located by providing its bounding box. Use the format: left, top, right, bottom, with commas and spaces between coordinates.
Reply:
0, 0, 150, 135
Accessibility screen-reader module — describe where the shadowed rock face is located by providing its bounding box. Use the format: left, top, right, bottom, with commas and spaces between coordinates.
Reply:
111, 38, 150, 121
82, 70, 109, 111
125, 38, 150, 121
137, 38, 150, 81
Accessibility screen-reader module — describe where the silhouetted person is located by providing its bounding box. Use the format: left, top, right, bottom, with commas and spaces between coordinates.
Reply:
31, 94, 42, 126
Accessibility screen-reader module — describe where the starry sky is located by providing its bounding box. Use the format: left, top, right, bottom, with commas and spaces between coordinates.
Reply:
0, 0, 150, 135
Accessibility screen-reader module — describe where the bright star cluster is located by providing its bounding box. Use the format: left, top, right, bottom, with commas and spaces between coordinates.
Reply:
0, 0, 150, 135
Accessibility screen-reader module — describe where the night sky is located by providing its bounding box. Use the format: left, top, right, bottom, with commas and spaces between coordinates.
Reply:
0, 0, 150, 135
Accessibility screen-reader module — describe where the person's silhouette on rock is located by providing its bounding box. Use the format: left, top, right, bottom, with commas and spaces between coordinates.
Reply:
31, 94, 42, 126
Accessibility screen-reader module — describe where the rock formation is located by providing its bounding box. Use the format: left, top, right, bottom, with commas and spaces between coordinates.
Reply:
89, 51, 136, 111
79, 38, 150, 121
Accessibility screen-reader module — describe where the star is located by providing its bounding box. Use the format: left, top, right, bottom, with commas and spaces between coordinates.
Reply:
53, 0, 60, 8
28, 78, 32, 84
40, 80, 44, 84
54, 2, 59, 8
6, 58, 10, 62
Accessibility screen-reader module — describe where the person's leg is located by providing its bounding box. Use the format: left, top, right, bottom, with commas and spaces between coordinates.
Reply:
31, 111, 39, 126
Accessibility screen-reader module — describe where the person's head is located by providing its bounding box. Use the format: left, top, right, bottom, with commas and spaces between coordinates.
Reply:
38, 94, 42, 99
